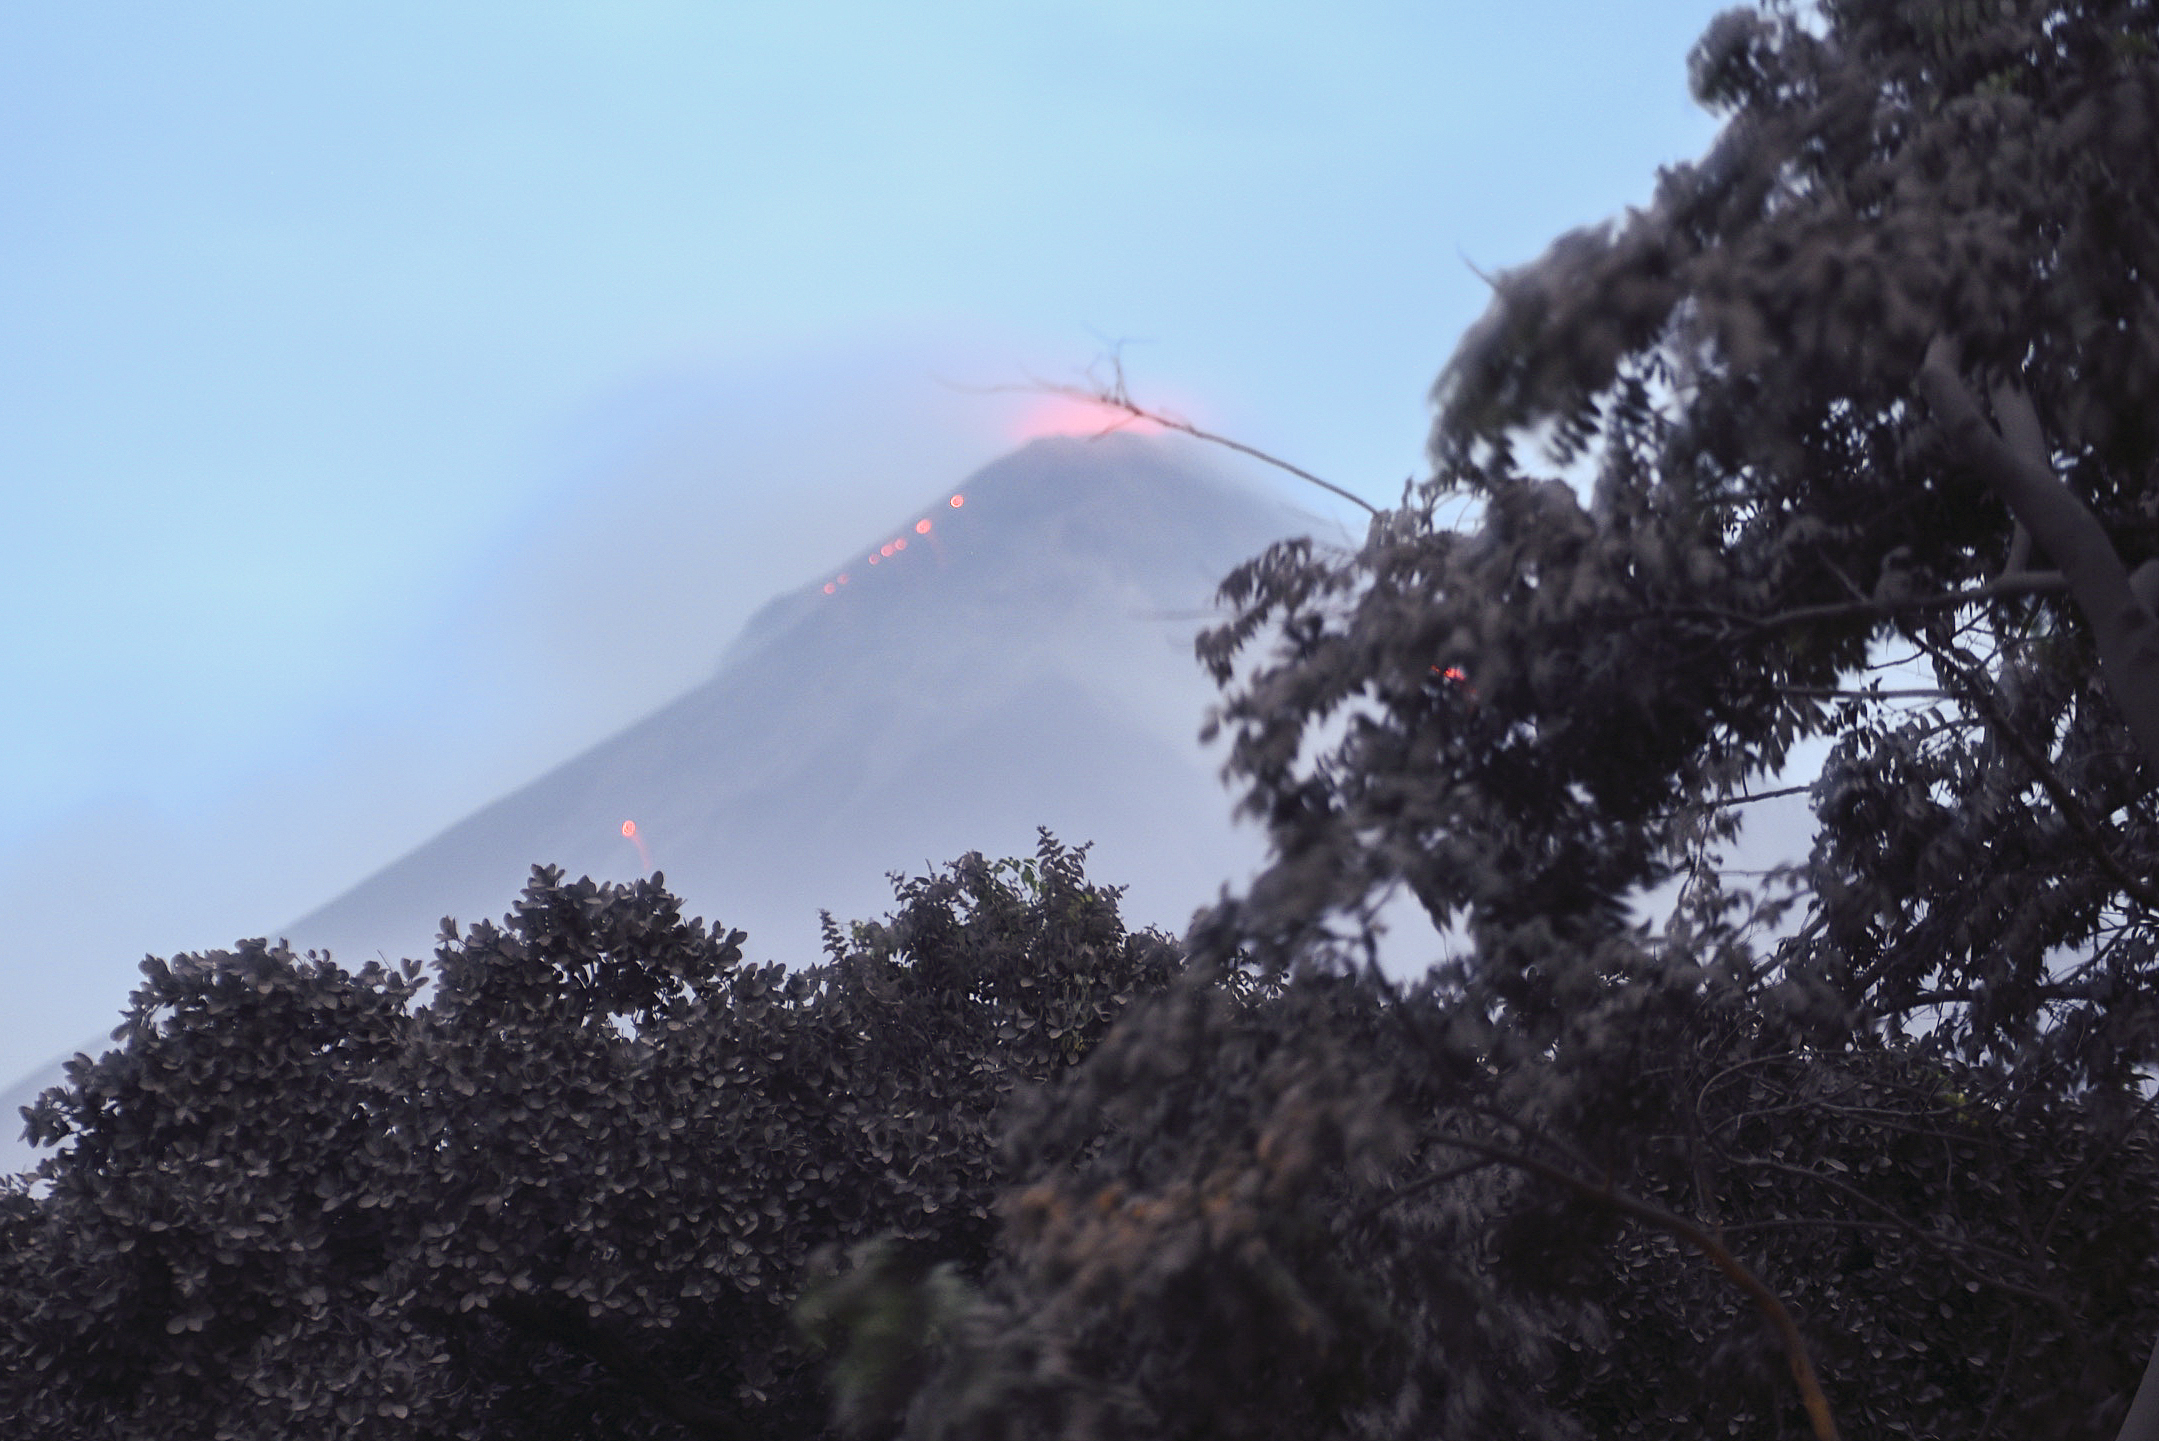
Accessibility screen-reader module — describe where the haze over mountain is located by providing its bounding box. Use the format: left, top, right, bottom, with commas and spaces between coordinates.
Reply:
282, 432, 1315, 974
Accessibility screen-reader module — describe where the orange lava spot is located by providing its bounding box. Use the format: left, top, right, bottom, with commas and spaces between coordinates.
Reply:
1431, 665, 1479, 701
949, 494, 964, 508
868, 553, 880, 564
823, 582, 836, 594
880, 542, 895, 557
893, 537, 907, 551
837, 573, 849, 584
915, 519, 932, 534
620, 818, 654, 874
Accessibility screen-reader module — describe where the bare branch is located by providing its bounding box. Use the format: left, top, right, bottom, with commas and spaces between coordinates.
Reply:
1777, 686, 1954, 700
955, 357, 1385, 519
1681, 781, 1817, 813
1667, 571, 2070, 634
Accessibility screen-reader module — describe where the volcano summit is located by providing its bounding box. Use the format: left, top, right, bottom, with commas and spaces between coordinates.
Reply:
282, 433, 1320, 970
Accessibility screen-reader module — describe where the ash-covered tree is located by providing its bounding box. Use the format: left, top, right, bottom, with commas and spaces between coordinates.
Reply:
0, 833, 1179, 1441
842, 4, 2159, 1440
861, 964, 2159, 1441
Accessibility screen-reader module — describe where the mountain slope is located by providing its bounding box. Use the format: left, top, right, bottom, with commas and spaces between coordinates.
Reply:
282, 433, 1316, 969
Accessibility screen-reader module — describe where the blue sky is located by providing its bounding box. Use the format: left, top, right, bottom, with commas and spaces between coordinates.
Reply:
0, 1, 1728, 1083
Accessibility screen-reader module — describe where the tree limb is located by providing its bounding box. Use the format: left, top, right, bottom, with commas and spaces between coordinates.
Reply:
1427, 1132, 1840, 1441
2001, 521, 2034, 581
1917, 338, 2159, 778
1352, 1156, 1503, 1227
1919, 339, 2159, 1441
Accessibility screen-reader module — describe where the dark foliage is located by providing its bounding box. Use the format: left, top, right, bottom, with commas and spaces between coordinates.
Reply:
0, 833, 1177, 1440
13, 5, 2159, 1438
871, 970, 2159, 1441
836, 4, 2159, 1439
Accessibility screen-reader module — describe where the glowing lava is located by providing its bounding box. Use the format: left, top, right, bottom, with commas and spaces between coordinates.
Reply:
1430, 665, 1479, 702
825, 508, 953, 594
1008, 392, 1166, 441
620, 819, 653, 873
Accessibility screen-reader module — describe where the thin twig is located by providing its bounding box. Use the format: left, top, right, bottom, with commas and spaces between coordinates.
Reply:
952, 357, 1384, 518
1682, 782, 1817, 812
1353, 1156, 1503, 1226
1777, 686, 1954, 700
1674, 572, 2069, 634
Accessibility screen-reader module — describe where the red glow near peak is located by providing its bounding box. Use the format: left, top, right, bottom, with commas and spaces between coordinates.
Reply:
893, 537, 907, 551
1009, 392, 1167, 442
948, 494, 964, 508
880, 542, 895, 557
823, 582, 836, 594
915, 519, 932, 534
621, 820, 637, 838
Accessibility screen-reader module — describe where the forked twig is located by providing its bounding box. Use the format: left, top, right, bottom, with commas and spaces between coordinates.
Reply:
950, 355, 1383, 519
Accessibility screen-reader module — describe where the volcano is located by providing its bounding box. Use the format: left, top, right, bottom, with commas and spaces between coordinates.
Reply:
281, 433, 1317, 969
0, 434, 1320, 1177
